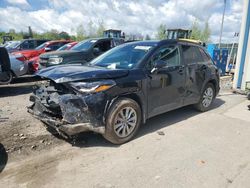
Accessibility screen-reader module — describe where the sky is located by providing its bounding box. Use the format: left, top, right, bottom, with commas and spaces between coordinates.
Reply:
0, 0, 243, 43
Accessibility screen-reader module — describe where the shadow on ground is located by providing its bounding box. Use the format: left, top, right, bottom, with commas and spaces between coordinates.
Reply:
47, 98, 225, 148
0, 143, 8, 173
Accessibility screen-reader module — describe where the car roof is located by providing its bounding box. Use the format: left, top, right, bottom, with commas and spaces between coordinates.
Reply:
21, 39, 49, 41
124, 39, 203, 47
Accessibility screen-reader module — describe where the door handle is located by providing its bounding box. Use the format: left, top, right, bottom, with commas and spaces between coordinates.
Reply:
178, 66, 184, 74
200, 65, 207, 70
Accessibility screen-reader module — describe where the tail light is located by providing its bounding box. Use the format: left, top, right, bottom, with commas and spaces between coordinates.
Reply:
13, 53, 27, 62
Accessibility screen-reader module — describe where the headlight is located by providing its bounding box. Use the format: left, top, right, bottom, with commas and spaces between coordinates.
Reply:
48, 57, 63, 64
70, 80, 115, 93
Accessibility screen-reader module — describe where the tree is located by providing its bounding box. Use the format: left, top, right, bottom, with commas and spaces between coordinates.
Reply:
96, 21, 105, 37
76, 24, 86, 41
156, 24, 167, 40
202, 21, 211, 42
87, 21, 95, 37
59, 31, 70, 40
190, 19, 211, 42
190, 19, 202, 40
144, 34, 151, 40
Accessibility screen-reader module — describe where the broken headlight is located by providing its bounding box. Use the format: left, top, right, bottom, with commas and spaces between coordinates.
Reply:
48, 57, 63, 65
69, 80, 115, 93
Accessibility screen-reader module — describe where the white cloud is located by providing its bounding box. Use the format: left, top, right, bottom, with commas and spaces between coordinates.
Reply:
0, 0, 244, 43
6, 0, 30, 9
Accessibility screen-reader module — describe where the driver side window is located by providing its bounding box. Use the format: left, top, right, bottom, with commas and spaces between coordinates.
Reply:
148, 45, 180, 69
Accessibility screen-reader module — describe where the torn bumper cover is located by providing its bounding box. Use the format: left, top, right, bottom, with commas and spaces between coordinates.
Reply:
28, 84, 106, 137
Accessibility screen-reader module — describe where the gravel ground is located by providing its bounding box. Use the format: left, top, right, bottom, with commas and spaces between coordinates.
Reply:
0, 76, 65, 162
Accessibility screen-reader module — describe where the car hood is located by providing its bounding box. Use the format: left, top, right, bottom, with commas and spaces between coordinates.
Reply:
40, 50, 85, 58
36, 64, 129, 83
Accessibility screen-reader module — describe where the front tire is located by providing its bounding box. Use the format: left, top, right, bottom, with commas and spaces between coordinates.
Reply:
194, 83, 215, 112
103, 98, 141, 144
0, 71, 13, 84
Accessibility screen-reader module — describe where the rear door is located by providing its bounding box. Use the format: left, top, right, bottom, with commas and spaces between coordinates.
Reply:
146, 44, 186, 118
181, 45, 207, 105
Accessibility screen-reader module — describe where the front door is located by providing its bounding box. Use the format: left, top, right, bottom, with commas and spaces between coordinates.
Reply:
146, 44, 186, 118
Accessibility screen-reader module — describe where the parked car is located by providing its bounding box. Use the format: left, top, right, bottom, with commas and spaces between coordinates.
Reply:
0, 47, 11, 84
1, 40, 20, 48
28, 40, 220, 144
6, 39, 49, 53
27, 41, 78, 73
38, 38, 124, 68
56, 41, 78, 51
0, 47, 28, 84
11, 40, 72, 62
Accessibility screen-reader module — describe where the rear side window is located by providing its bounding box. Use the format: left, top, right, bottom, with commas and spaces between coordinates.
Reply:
94, 40, 112, 52
182, 45, 203, 64
21, 40, 35, 49
36, 40, 47, 46
48, 42, 66, 50
199, 48, 213, 64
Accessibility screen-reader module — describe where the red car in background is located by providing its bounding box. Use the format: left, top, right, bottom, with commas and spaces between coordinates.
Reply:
28, 41, 78, 73
11, 40, 72, 62
56, 41, 78, 51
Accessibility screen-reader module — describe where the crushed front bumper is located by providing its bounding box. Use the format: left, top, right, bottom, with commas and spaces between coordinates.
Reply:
28, 83, 106, 137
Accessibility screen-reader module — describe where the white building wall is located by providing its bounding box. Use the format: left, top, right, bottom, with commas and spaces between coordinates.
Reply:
233, 0, 250, 90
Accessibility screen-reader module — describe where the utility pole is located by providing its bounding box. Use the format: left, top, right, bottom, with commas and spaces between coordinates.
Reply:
218, 0, 227, 49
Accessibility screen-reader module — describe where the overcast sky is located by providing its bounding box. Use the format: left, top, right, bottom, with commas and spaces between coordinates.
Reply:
0, 0, 243, 43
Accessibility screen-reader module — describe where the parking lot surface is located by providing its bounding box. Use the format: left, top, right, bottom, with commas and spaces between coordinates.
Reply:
0, 78, 250, 188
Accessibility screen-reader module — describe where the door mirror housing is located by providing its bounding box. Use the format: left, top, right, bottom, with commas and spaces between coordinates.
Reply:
151, 60, 167, 74
44, 47, 52, 52
93, 47, 100, 55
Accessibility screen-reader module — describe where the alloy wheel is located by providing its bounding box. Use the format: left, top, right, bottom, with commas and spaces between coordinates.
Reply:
113, 107, 137, 138
202, 87, 214, 108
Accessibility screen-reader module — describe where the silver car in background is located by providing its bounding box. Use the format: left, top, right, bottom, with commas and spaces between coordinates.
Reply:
0, 47, 28, 84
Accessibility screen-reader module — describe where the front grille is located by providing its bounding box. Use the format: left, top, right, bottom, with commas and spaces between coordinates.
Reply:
39, 58, 48, 66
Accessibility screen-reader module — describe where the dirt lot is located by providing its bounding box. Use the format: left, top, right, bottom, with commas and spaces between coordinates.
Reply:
0, 76, 67, 162
1, 76, 250, 188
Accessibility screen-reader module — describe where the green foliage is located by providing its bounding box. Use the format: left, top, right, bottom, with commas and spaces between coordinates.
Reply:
96, 21, 105, 37
144, 34, 151, 40
156, 24, 167, 40
76, 24, 87, 41
190, 20, 211, 42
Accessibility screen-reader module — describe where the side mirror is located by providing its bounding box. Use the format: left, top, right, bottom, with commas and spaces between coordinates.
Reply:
151, 60, 167, 74
44, 47, 52, 52
93, 47, 100, 55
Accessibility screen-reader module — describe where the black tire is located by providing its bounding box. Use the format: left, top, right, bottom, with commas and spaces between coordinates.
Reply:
0, 47, 11, 71
103, 98, 141, 144
0, 71, 13, 84
194, 83, 215, 112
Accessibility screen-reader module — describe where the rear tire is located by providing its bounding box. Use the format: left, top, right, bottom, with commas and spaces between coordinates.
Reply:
194, 83, 215, 112
103, 98, 141, 144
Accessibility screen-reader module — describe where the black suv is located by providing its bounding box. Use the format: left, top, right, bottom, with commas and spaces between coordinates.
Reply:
38, 38, 124, 68
28, 40, 220, 144
7, 39, 49, 53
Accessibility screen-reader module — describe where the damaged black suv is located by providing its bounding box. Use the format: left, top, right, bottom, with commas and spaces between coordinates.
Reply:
28, 40, 220, 144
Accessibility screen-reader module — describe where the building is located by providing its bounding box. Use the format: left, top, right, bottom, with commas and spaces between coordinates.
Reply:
233, 0, 250, 91
103, 29, 125, 39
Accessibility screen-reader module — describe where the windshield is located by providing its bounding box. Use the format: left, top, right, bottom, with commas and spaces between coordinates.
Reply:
6, 41, 20, 48
57, 43, 71, 51
35, 42, 49, 50
90, 43, 154, 69
71, 39, 96, 51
